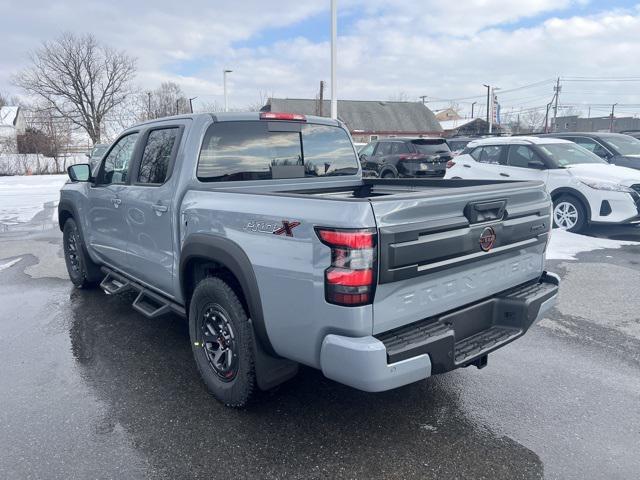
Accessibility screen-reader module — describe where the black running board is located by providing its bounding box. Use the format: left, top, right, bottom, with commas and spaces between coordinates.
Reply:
100, 267, 185, 318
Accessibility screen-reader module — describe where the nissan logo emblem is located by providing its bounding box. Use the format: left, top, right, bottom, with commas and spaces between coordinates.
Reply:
479, 227, 496, 252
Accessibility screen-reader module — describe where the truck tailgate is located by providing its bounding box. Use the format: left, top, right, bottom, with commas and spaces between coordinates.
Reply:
370, 181, 551, 334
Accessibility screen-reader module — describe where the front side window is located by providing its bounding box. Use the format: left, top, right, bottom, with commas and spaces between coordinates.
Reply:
138, 128, 179, 184
508, 145, 541, 168
98, 133, 139, 185
600, 134, 640, 156
197, 121, 358, 182
375, 142, 392, 156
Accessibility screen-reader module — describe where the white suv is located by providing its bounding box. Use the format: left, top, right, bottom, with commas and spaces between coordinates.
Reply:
445, 136, 640, 232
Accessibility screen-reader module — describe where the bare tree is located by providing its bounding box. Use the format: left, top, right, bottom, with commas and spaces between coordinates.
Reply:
245, 89, 273, 112
148, 82, 189, 118
14, 32, 136, 144
193, 99, 223, 113
521, 109, 546, 133
388, 91, 411, 102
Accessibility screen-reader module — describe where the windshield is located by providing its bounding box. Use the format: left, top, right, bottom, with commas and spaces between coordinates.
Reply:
411, 139, 451, 155
601, 134, 640, 156
197, 121, 359, 182
538, 143, 607, 167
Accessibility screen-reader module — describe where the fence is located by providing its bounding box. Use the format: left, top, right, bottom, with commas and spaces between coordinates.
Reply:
0, 153, 87, 176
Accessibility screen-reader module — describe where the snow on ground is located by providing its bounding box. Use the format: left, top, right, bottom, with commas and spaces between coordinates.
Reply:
0, 175, 67, 224
546, 229, 639, 260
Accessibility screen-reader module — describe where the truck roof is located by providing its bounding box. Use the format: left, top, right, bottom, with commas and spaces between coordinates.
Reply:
132, 112, 343, 129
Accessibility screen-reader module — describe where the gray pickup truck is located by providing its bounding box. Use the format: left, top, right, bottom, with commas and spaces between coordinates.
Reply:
59, 112, 559, 407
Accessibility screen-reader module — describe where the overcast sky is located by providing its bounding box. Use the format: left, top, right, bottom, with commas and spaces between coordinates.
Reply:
2, 0, 640, 118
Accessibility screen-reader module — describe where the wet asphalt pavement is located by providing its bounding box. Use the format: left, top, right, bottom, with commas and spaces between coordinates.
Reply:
1, 211, 639, 480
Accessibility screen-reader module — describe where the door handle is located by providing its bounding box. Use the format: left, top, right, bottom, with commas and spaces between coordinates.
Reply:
463, 164, 471, 168
499, 173, 510, 177
152, 204, 168, 214
111, 198, 122, 208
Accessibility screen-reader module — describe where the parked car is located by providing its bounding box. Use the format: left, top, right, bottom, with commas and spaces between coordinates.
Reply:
446, 136, 640, 232
358, 138, 452, 178
620, 130, 640, 140
446, 136, 476, 155
540, 132, 640, 170
86, 143, 110, 172
59, 113, 558, 407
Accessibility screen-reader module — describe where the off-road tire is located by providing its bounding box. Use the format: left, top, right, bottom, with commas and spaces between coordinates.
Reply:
63, 218, 102, 288
189, 277, 256, 407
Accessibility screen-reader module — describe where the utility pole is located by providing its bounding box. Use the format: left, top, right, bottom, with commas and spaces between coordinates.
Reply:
517, 113, 520, 135
552, 77, 561, 132
189, 97, 197, 114
483, 84, 490, 133
330, 0, 338, 119
544, 103, 552, 133
319, 80, 325, 116
471, 101, 477, 118
175, 99, 179, 115
419, 95, 428, 105
147, 91, 152, 120
609, 103, 617, 132
223, 69, 232, 112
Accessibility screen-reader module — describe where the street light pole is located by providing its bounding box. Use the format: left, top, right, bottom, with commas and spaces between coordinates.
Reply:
330, 0, 338, 120
189, 97, 198, 114
223, 69, 233, 112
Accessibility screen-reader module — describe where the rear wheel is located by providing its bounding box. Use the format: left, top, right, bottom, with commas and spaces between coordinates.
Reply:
381, 171, 396, 179
63, 218, 101, 288
189, 277, 256, 407
553, 195, 587, 233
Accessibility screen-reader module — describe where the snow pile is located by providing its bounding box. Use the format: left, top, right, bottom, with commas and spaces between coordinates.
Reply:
546, 229, 639, 260
0, 174, 68, 224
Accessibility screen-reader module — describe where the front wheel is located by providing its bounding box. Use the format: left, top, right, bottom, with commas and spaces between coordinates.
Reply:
189, 277, 256, 407
381, 171, 396, 179
63, 218, 101, 288
553, 195, 587, 233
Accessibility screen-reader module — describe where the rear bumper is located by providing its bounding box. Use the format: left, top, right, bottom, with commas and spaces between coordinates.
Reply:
320, 272, 559, 392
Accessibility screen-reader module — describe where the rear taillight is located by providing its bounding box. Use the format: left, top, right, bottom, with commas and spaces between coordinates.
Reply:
398, 153, 422, 160
316, 227, 377, 307
446, 160, 456, 168
260, 112, 306, 121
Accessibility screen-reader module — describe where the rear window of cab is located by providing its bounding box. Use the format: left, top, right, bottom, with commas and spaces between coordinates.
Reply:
197, 121, 359, 182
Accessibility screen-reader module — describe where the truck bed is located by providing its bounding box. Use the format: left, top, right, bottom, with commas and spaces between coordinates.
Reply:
280, 178, 544, 200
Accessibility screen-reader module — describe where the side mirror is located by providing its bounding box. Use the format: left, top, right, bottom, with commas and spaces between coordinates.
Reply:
359, 154, 368, 162
68, 163, 91, 182
528, 159, 546, 170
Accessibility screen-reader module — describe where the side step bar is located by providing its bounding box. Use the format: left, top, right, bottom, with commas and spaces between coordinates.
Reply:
100, 267, 185, 318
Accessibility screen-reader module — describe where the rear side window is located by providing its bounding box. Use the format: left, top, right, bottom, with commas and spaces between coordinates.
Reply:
197, 121, 358, 182
391, 142, 410, 154
138, 128, 179, 184
410, 139, 451, 154
472, 145, 506, 164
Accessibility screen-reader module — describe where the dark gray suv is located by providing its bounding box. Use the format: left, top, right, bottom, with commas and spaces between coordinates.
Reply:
358, 138, 452, 178
540, 132, 640, 170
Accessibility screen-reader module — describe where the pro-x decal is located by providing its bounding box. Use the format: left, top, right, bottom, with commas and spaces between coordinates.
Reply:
244, 220, 301, 237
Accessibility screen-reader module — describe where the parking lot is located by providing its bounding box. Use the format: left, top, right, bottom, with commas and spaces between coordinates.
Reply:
0, 204, 638, 480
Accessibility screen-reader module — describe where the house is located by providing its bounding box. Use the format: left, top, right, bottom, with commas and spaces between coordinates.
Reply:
262, 98, 442, 143
434, 108, 462, 122
439, 117, 493, 136
0, 106, 26, 149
